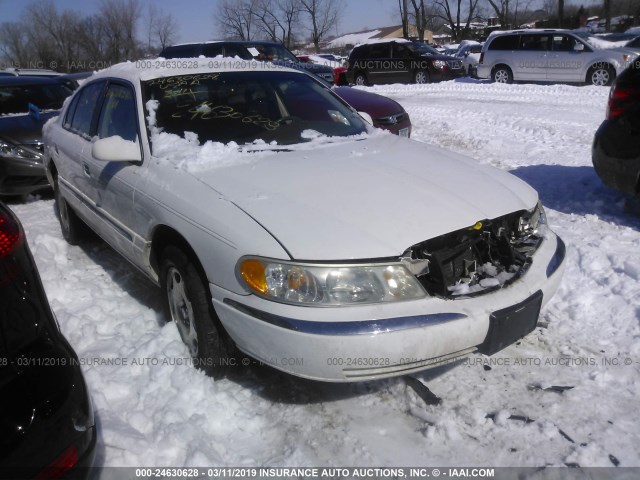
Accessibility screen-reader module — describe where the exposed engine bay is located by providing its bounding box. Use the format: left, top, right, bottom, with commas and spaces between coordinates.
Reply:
401, 208, 543, 298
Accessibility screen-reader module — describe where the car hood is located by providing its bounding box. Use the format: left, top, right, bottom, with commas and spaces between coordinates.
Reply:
0, 111, 58, 145
333, 87, 404, 118
421, 53, 459, 62
194, 136, 538, 260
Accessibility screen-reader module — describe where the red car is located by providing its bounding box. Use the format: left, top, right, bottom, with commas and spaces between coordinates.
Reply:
334, 86, 412, 137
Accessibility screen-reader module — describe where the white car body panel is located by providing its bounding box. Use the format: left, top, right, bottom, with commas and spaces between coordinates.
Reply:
196, 136, 538, 260
42, 59, 566, 381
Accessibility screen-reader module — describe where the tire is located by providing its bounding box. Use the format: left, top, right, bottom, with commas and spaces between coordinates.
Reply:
414, 69, 429, 84
54, 175, 88, 245
160, 246, 233, 378
354, 73, 368, 86
492, 66, 513, 84
587, 65, 614, 86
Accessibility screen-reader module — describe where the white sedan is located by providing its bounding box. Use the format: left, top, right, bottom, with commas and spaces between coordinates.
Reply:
43, 59, 565, 382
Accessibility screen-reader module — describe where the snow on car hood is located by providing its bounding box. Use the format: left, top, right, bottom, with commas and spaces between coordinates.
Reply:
185, 135, 538, 260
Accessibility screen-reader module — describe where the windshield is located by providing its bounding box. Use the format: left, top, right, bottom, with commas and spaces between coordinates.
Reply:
243, 43, 299, 63
0, 82, 72, 115
143, 71, 367, 146
410, 42, 441, 56
571, 31, 596, 47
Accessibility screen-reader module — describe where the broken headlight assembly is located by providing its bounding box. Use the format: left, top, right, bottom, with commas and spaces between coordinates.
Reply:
238, 258, 427, 306
403, 203, 547, 299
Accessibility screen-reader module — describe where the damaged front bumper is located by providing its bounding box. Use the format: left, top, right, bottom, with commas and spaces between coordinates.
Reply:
211, 226, 566, 382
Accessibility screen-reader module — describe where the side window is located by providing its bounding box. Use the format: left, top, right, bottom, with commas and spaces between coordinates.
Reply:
552, 35, 576, 51
369, 43, 390, 59
519, 34, 550, 51
488, 35, 519, 50
96, 83, 138, 142
202, 43, 224, 57
223, 45, 253, 60
350, 46, 367, 60
69, 81, 105, 137
162, 44, 199, 58
63, 93, 80, 129
392, 44, 410, 58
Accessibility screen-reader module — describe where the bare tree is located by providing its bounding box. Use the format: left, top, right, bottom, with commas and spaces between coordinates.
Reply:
275, 0, 301, 48
147, 3, 178, 52
0, 23, 29, 67
434, 0, 480, 42
399, 0, 410, 38
300, 0, 345, 52
98, 0, 143, 63
603, 0, 611, 31
410, 0, 428, 41
558, 0, 564, 27
215, 0, 259, 40
486, 0, 510, 27
22, 1, 83, 69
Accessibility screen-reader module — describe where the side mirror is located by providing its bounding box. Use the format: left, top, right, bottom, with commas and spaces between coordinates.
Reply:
358, 111, 373, 125
92, 136, 142, 162
574, 43, 585, 52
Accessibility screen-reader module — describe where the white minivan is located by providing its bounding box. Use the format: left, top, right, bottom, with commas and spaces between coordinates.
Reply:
477, 29, 638, 86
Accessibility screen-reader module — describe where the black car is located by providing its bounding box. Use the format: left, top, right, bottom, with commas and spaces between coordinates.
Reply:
592, 60, 640, 196
160, 40, 335, 84
0, 77, 73, 196
0, 201, 96, 478
345, 40, 465, 85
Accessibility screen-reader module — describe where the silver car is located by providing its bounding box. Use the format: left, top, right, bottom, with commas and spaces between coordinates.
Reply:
477, 29, 638, 86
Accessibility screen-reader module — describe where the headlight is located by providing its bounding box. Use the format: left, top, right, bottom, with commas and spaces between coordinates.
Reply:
432, 60, 447, 69
238, 258, 427, 306
0, 139, 40, 160
518, 201, 546, 236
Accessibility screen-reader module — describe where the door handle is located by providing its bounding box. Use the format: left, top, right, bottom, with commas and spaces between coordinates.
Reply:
82, 162, 91, 177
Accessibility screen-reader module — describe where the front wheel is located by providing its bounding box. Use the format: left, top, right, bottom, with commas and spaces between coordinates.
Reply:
492, 66, 513, 84
354, 73, 368, 86
587, 65, 614, 86
160, 246, 233, 378
414, 70, 430, 84
54, 175, 88, 245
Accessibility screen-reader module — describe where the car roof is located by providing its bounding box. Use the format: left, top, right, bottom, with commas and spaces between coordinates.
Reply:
488, 28, 575, 38
88, 57, 303, 83
0, 76, 68, 86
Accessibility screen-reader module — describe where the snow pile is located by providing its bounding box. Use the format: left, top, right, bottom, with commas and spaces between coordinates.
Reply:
327, 30, 381, 48
9, 78, 640, 469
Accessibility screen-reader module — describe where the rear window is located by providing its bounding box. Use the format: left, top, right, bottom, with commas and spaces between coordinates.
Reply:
369, 43, 390, 59
143, 71, 366, 146
519, 34, 550, 51
488, 35, 519, 51
162, 44, 200, 59
349, 46, 368, 60
0, 82, 72, 115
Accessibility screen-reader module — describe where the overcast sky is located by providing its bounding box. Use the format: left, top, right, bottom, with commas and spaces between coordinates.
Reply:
0, 0, 401, 43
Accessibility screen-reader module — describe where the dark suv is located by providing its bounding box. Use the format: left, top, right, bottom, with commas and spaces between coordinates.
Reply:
592, 60, 640, 195
160, 41, 335, 84
346, 40, 465, 85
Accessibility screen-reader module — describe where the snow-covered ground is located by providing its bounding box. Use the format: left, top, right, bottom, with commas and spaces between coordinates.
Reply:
8, 79, 640, 469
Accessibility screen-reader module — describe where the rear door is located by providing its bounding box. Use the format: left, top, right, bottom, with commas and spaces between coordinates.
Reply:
367, 43, 393, 84
514, 33, 551, 81
53, 80, 106, 220
391, 43, 414, 83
